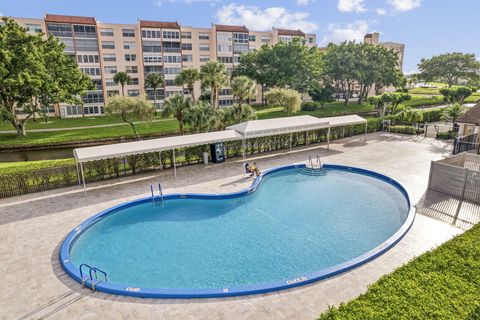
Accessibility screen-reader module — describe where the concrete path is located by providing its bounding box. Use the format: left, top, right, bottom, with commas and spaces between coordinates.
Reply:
1, 132, 475, 320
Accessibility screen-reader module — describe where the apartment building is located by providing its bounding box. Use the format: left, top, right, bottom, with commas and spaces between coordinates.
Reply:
5, 14, 317, 118
364, 32, 405, 71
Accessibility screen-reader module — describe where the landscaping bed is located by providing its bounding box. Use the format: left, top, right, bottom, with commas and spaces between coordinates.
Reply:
318, 223, 480, 320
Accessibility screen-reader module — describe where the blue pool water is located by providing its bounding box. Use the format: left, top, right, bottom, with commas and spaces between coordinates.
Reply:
69, 168, 410, 291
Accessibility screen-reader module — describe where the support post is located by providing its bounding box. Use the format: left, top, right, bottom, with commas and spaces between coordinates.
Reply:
327, 126, 331, 150
173, 149, 177, 178
342, 126, 345, 139
75, 159, 81, 185
242, 138, 246, 162
79, 161, 86, 194
159, 151, 163, 170
364, 121, 368, 143
289, 132, 292, 151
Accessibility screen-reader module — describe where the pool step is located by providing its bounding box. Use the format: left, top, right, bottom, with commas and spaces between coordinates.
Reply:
298, 168, 327, 176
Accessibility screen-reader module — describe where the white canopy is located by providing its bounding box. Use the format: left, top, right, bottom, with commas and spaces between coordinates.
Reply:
320, 114, 367, 127
226, 115, 329, 138
74, 129, 243, 163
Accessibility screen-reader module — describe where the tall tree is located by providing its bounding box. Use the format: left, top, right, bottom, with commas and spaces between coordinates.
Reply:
0, 17, 92, 136
231, 76, 256, 106
185, 101, 224, 133
104, 95, 154, 140
144, 73, 164, 116
368, 92, 411, 117
418, 53, 480, 87
308, 83, 335, 106
113, 71, 132, 96
175, 68, 200, 101
224, 104, 257, 126
162, 94, 193, 134
442, 103, 466, 124
200, 61, 230, 108
265, 88, 302, 116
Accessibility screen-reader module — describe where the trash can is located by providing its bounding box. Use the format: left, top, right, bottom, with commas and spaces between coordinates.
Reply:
203, 152, 209, 165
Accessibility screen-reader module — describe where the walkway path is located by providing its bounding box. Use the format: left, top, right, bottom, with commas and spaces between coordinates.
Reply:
0, 133, 470, 320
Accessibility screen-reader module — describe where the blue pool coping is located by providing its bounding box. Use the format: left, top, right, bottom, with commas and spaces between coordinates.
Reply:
60, 163, 416, 299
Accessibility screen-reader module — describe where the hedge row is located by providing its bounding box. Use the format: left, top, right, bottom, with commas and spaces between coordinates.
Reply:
0, 120, 382, 198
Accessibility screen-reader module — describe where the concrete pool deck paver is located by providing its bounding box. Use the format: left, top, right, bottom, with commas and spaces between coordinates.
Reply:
0, 132, 469, 320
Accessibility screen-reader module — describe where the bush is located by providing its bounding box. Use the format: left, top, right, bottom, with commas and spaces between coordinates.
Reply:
302, 102, 319, 111
422, 108, 443, 122
390, 125, 417, 135
436, 131, 458, 140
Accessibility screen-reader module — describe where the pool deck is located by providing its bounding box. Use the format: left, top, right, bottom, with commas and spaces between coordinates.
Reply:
1, 132, 479, 320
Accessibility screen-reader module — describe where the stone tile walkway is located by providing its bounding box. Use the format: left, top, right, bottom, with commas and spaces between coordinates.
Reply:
0, 133, 468, 320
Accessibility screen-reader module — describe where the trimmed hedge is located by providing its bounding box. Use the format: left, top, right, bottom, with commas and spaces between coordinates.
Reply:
301, 101, 319, 111
318, 223, 480, 320
390, 125, 418, 135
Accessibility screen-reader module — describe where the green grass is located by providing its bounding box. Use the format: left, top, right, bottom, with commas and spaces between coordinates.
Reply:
257, 101, 373, 120
0, 115, 166, 131
0, 158, 75, 174
0, 119, 180, 148
318, 223, 480, 320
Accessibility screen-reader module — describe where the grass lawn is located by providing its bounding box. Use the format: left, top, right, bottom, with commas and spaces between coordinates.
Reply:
256, 101, 373, 120
318, 223, 480, 320
0, 119, 180, 148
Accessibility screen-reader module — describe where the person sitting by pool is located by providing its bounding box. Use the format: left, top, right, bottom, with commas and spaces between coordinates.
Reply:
244, 163, 254, 176
251, 162, 261, 177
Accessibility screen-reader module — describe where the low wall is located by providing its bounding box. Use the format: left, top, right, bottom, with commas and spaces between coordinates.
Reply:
428, 153, 480, 203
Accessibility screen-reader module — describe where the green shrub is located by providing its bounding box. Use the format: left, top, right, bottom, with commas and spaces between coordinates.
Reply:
436, 131, 458, 140
422, 108, 443, 122
301, 101, 319, 111
390, 125, 417, 135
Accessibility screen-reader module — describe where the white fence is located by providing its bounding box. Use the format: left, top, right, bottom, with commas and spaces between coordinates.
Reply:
428, 153, 480, 203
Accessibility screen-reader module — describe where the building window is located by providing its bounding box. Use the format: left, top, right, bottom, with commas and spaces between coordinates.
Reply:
181, 32, 191, 39
249, 35, 256, 42
128, 90, 140, 97
233, 32, 248, 44
82, 92, 104, 104
124, 42, 136, 50
100, 28, 114, 36
107, 90, 119, 97
162, 42, 181, 53
75, 38, 99, 52
91, 79, 103, 90
131, 78, 139, 85
142, 40, 162, 52
73, 25, 97, 38
164, 55, 182, 63
261, 35, 271, 43
217, 44, 232, 52
165, 90, 183, 98
105, 79, 116, 86
25, 23, 42, 33
219, 99, 233, 106
199, 44, 210, 51
218, 56, 233, 64
104, 66, 117, 74
163, 31, 180, 39
122, 28, 135, 37
164, 67, 182, 75
217, 33, 232, 43
144, 65, 163, 74
182, 55, 193, 62
279, 35, 292, 43
80, 67, 101, 76
83, 106, 102, 115
220, 88, 232, 96
164, 79, 175, 86
47, 23, 73, 38
126, 66, 138, 74
77, 54, 99, 63
199, 55, 210, 62
198, 32, 209, 40
181, 43, 192, 51
125, 54, 137, 61
308, 37, 314, 44
143, 55, 162, 63
103, 54, 116, 62
102, 41, 115, 49
63, 105, 83, 116
141, 30, 161, 39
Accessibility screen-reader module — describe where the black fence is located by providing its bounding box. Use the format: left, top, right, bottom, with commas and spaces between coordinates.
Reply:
453, 133, 479, 155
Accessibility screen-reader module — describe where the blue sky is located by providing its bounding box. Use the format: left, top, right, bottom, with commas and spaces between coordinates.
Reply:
1, 0, 478, 73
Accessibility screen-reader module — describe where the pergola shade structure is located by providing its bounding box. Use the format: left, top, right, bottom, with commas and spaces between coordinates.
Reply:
74, 115, 367, 191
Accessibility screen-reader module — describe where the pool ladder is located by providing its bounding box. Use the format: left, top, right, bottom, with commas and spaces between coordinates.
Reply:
79, 264, 108, 291
150, 183, 164, 206
299, 155, 327, 176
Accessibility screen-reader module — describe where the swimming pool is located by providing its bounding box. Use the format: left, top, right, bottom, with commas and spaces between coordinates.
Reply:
60, 164, 415, 298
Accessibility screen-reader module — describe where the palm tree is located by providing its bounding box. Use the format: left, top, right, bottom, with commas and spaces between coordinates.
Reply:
113, 71, 132, 97
175, 68, 200, 101
231, 76, 256, 106
162, 94, 193, 134
200, 61, 230, 108
185, 101, 224, 133
145, 73, 164, 116
224, 103, 257, 126
442, 103, 466, 124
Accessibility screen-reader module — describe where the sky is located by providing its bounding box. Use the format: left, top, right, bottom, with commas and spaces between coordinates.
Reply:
1, 0, 479, 74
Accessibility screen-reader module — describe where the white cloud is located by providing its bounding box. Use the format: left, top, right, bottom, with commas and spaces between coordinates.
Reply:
387, 0, 422, 12
337, 0, 366, 13
216, 4, 319, 33
321, 20, 369, 45
376, 8, 387, 15
154, 0, 220, 7
296, 0, 313, 6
